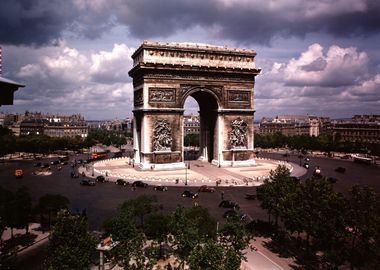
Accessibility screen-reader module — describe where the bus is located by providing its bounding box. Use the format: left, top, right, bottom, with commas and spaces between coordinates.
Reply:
91, 152, 107, 160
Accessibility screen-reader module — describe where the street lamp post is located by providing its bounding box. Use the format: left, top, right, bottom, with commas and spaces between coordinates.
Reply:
185, 161, 188, 185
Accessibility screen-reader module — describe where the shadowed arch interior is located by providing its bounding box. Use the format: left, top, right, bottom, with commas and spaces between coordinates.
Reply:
188, 90, 219, 162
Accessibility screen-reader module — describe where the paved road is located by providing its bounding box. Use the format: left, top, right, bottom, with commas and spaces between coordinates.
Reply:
1, 153, 379, 269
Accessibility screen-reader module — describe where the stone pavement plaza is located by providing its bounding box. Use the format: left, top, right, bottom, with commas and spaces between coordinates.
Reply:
86, 157, 306, 187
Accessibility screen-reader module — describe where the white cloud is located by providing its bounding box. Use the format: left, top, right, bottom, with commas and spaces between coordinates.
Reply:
283, 43, 368, 87
255, 43, 379, 119
14, 43, 135, 119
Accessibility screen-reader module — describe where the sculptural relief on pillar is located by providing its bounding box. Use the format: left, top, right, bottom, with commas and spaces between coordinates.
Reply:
152, 120, 173, 152
229, 118, 248, 149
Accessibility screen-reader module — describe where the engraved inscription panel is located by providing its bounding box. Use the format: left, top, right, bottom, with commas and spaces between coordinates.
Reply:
149, 88, 176, 103
228, 91, 250, 104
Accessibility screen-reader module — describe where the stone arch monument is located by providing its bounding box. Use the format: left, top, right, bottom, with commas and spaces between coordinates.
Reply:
128, 41, 261, 170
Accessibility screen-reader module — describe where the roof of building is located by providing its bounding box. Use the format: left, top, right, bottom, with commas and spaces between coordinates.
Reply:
0, 76, 25, 87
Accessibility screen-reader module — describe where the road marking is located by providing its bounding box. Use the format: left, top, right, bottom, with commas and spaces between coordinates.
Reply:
256, 250, 284, 270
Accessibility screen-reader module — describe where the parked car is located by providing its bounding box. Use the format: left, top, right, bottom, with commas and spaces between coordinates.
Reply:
96, 175, 107, 182
335, 167, 346, 173
80, 179, 96, 186
182, 190, 198, 198
116, 179, 129, 186
50, 160, 60, 165
132, 181, 148, 188
198, 185, 215, 192
219, 200, 240, 210
41, 163, 50, 169
154, 185, 168, 191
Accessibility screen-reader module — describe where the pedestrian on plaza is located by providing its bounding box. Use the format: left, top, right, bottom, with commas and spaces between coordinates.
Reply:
221, 191, 224, 200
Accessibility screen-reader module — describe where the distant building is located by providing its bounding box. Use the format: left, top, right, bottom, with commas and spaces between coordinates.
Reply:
183, 115, 200, 136
87, 118, 133, 134
258, 115, 330, 137
14, 112, 88, 138
332, 115, 380, 143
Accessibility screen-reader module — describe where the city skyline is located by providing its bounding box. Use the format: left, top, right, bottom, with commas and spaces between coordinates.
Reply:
0, 0, 379, 120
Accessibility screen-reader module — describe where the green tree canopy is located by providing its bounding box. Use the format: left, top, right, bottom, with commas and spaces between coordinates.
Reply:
44, 209, 96, 270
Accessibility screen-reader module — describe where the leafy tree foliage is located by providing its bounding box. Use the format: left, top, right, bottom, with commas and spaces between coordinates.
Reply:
255, 132, 380, 156
120, 195, 158, 228
104, 208, 150, 270
34, 194, 70, 229
5, 187, 32, 236
184, 134, 199, 147
44, 209, 96, 270
346, 185, 380, 269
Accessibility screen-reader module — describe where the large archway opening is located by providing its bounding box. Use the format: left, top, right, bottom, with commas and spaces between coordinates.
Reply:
183, 90, 219, 163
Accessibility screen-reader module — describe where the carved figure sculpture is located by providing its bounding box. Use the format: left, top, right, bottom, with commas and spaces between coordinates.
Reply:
230, 119, 247, 148
153, 120, 173, 151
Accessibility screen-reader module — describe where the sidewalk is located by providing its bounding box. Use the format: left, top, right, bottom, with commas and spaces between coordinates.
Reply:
1, 223, 50, 256
79, 158, 304, 187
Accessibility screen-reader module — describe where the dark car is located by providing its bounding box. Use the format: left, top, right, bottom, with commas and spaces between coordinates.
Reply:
41, 163, 50, 169
198, 185, 215, 193
154, 185, 168, 191
245, 194, 256, 200
219, 200, 240, 210
96, 175, 107, 182
34, 162, 42, 167
182, 190, 198, 198
327, 177, 338, 184
50, 160, 60, 165
116, 179, 129, 186
80, 179, 96, 186
335, 167, 346, 173
132, 181, 148, 188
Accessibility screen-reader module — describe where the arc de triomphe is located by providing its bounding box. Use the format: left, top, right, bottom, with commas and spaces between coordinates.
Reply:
128, 41, 261, 170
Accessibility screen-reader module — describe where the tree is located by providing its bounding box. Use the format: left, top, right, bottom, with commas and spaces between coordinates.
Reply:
44, 209, 96, 270
144, 213, 172, 259
34, 194, 70, 230
120, 195, 158, 228
188, 240, 225, 270
346, 185, 380, 269
6, 187, 31, 236
257, 165, 298, 228
104, 207, 150, 269
219, 213, 252, 270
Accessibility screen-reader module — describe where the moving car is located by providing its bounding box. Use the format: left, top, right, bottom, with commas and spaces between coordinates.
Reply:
116, 179, 129, 186
219, 200, 240, 210
198, 185, 215, 192
313, 166, 322, 178
80, 179, 96, 186
303, 163, 310, 169
182, 190, 198, 198
245, 194, 256, 200
154, 185, 168, 191
132, 181, 148, 188
335, 167, 346, 173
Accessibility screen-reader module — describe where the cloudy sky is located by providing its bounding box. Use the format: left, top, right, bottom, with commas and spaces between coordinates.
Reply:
1, 0, 379, 120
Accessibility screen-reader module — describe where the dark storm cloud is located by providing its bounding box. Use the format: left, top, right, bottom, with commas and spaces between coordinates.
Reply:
0, 0, 78, 46
114, 0, 380, 44
0, 0, 112, 46
2, 0, 380, 47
